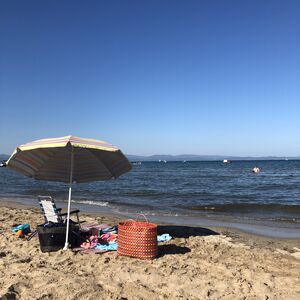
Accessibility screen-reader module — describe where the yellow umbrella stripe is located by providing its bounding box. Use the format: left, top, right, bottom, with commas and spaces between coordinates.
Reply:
16, 136, 118, 152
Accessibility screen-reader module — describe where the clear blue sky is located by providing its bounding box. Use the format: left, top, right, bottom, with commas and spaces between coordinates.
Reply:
0, 1, 299, 156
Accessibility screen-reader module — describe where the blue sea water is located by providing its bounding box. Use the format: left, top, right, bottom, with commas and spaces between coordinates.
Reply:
0, 160, 300, 231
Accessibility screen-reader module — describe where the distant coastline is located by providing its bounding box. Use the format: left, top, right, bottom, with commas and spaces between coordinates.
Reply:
1, 153, 299, 162
127, 154, 300, 162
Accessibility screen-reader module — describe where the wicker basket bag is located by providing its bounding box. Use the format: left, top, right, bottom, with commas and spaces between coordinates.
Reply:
117, 215, 158, 260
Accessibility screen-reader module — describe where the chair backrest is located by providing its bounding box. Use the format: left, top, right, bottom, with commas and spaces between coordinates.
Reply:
38, 196, 60, 223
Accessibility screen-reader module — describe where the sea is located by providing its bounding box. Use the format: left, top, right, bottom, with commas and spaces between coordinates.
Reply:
1, 160, 300, 238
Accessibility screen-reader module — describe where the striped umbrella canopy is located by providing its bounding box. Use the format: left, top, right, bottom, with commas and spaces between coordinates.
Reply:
6, 135, 131, 183
6, 135, 132, 250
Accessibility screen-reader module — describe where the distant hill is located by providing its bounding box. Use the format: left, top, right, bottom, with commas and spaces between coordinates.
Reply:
127, 154, 300, 162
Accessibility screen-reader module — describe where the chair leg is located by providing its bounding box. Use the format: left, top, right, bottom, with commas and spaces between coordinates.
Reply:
76, 213, 81, 228
26, 230, 37, 241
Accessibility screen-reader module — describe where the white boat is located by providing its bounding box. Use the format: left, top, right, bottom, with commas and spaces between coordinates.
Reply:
223, 159, 232, 164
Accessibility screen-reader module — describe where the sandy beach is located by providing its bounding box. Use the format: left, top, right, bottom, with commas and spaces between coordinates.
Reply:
0, 202, 300, 300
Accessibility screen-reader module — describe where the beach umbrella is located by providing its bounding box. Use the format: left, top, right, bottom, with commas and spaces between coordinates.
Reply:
6, 135, 132, 250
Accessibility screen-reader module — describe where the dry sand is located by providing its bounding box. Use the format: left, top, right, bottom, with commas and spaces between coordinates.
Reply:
0, 203, 300, 300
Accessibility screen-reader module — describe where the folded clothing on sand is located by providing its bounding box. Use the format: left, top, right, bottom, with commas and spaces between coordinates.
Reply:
79, 227, 118, 250
80, 235, 98, 249
101, 226, 118, 234
157, 234, 172, 242
99, 232, 118, 243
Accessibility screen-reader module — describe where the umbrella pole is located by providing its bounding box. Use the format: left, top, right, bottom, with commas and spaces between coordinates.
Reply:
63, 147, 74, 250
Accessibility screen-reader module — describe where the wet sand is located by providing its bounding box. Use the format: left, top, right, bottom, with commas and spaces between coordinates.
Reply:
0, 202, 300, 300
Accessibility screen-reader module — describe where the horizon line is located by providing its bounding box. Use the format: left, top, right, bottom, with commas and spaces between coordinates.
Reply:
1, 153, 299, 158
126, 154, 300, 158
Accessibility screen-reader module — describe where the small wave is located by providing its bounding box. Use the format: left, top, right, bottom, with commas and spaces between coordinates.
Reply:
105, 200, 157, 210
70, 199, 109, 207
266, 217, 300, 224
137, 211, 181, 217
178, 203, 300, 214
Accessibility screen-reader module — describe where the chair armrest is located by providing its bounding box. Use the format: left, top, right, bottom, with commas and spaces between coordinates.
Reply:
60, 209, 80, 217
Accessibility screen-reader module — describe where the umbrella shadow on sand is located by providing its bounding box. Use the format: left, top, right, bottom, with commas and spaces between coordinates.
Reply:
157, 225, 219, 257
158, 225, 219, 238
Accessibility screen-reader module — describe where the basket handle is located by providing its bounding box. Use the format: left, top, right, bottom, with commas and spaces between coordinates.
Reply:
122, 219, 135, 226
136, 214, 149, 223
122, 214, 149, 226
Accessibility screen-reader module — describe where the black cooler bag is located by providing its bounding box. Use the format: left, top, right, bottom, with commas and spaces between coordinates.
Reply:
37, 223, 80, 252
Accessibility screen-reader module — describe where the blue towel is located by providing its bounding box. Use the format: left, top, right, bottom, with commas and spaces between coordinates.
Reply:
157, 234, 172, 242
95, 242, 118, 251
12, 224, 30, 233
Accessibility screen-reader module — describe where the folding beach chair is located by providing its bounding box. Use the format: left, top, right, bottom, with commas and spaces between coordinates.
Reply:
38, 196, 82, 226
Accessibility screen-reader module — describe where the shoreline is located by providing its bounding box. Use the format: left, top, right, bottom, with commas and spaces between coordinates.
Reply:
1, 200, 300, 254
1, 200, 300, 252
1, 197, 300, 240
